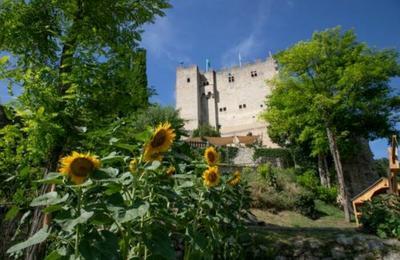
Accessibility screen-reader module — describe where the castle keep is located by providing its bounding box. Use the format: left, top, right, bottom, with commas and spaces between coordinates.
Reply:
175, 56, 278, 147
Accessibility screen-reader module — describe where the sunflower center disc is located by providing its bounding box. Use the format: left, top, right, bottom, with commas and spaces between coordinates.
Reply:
207, 152, 215, 163
70, 158, 94, 177
208, 172, 217, 182
151, 129, 167, 148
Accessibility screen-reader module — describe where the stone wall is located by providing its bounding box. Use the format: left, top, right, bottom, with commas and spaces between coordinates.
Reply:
175, 57, 279, 147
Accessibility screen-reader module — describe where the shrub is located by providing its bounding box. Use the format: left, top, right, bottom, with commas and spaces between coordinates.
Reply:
219, 146, 239, 164
257, 163, 278, 190
247, 166, 318, 218
296, 169, 338, 204
360, 194, 400, 239
253, 148, 293, 167
296, 169, 319, 189
314, 186, 338, 204
192, 124, 220, 137
294, 193, 318, 219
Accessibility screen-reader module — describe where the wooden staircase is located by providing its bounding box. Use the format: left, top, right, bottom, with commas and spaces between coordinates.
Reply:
352, 135, 399, 225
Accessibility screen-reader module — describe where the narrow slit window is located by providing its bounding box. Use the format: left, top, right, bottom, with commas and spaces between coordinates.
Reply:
187, 77, 190, 83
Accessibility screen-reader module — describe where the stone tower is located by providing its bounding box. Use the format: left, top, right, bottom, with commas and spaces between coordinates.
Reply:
175, 56, 278, 147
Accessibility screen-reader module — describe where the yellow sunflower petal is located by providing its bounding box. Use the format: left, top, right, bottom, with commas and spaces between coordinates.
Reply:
58, 151, 100, 184
228, 171, 241, 186
166, 166, 175, 176
204, 146, 219, 166
143, 147, 163, 163
202, 166, 220, 187
145, 122, 176, 155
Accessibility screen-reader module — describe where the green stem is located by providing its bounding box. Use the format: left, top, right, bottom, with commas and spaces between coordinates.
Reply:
74, 187, 82, 258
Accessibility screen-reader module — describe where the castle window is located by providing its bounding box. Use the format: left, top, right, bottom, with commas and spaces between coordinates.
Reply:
243, 104, 247, 108
228, 74, 235, 82
223, 107, 227, 111
219, 108, 223, 112
251, 71, 258, 77
239, 105, 242, 109
187, 77, 190, 83
260, 104, 263, 108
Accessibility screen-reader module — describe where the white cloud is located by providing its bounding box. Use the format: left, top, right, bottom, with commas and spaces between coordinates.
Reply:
141, 17, 192, 65
221, 34, 259, 67
220, 0, 273, 67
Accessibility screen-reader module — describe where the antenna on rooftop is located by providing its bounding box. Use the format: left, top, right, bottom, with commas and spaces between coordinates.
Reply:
238, 53, 242, 67
206, 58, 210, 72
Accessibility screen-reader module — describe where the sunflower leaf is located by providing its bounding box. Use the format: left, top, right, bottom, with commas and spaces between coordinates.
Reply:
35, 172, 63, 184
61, 210, 94, 232
177, 181, 194, 189
119, 202, 149, 223
30, 192, 69, 207
101, 152, 125, 163
7, 226, 49, 254
146, 160, 161, 170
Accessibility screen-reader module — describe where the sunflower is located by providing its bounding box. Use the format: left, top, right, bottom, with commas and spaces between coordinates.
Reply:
146, 122, 176, 154
228, 171, 241, 186
129, 158, 138, 174
59, 152, 100, 184
143, 149, 163, 163
166, 166, 175, 176
202, 166, 220, 187
204, 146, 219, 166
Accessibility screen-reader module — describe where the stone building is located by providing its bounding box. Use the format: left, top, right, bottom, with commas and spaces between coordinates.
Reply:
175, 56, 278, 147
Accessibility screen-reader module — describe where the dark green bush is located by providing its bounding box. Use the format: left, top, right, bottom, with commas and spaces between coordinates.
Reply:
360, 194, 400, 239
246, 166, 319, 218
294, 193, 318, 219
257, 163, 279, 190
296, 169, 337, 204
219, 147, 239, 164
314, 186, 338, 204
253, 148, 293, 166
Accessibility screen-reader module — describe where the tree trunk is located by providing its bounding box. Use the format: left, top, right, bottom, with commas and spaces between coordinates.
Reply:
323, 155, 331, 187
326, 127, 351, 222
341, 137, 379, 198
24, 1, 83, 258
318, 153, 331, 188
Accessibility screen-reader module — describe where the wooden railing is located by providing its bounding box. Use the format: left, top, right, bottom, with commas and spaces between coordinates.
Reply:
388, 135, 399, 195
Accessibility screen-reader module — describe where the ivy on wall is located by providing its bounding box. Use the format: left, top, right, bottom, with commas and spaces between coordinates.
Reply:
253, 148, 293, 166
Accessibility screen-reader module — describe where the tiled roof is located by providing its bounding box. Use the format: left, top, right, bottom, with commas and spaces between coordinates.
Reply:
185, 135, 259, 146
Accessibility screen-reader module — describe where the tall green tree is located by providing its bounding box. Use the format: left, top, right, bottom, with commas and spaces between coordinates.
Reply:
0, 0, 170, 258
263, 27, 400, 221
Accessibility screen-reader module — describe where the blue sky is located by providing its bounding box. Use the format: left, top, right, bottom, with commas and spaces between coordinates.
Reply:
140, 0, 400, 158
1, 0, 399, 158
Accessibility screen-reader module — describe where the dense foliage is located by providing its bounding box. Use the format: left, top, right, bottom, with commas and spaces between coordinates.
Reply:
192, 124, 220, 138
296, 170, 338, 204
253, 148, 293, 166
360, 194, 400, 239
245, 165, 319, 218
6, 125, 251, 259
0, 0, 174, 257
263, 27, 400, 220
